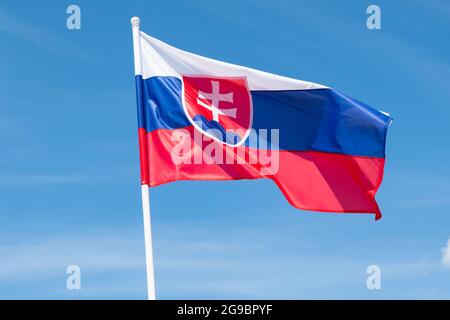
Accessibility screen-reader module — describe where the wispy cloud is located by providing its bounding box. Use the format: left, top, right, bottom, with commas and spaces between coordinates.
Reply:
441, 237, 450, 268
0, 173, 107, 185
0, 230, 147, 298
0, 223, 448, 299
151, 223, 447, 299
0, 233, 144, 282
0, 8, 90, 59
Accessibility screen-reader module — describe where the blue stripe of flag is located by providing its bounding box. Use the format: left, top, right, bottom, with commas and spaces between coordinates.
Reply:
136, 76, 391, 158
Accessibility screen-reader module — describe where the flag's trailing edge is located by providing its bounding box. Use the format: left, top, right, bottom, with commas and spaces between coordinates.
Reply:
134, 31, 392, 220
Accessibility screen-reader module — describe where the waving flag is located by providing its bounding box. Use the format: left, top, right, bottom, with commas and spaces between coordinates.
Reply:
133, 29, 391, 220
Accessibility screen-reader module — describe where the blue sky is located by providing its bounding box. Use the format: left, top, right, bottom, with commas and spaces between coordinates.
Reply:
0, 0, 449, 299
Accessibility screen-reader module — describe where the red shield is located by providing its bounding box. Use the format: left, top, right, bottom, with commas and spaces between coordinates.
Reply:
182, 75, 253, 146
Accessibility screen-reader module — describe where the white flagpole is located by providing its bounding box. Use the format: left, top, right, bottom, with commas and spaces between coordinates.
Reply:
131, 16, 156, 300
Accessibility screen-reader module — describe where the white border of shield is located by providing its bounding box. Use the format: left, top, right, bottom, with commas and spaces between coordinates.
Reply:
181, 75, 253, 148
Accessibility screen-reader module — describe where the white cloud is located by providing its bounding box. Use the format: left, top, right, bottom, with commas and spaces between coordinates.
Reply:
0, 9, 91, 60
0, 173, 107, 185
441, 237, 450, 268
0, 233, 144, 282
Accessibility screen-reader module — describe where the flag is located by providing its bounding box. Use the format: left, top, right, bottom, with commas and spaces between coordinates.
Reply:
134, 31, 392, 220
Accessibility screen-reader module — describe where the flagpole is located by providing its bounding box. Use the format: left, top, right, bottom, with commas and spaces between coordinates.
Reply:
131, 16, 156, 300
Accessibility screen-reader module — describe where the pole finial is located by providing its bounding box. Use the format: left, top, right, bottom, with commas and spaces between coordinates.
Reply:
131, 16, 140, 26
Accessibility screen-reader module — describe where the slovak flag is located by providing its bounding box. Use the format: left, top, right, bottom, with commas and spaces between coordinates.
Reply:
133, 31, 392, 220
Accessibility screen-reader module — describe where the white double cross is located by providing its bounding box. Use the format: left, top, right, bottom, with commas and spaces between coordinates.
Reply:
196, 80, 237, 122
